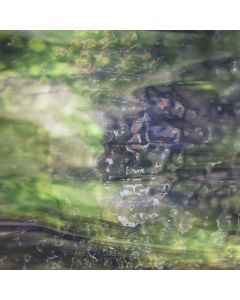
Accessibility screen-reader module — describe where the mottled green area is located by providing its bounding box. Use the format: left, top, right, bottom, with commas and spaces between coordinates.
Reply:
0, 31, 240, 269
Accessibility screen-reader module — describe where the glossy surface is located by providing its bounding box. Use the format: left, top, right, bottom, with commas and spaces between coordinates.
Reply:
0, 31, 240, 269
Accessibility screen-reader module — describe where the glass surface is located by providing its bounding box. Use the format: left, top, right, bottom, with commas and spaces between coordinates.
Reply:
0, 31, 240, 269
